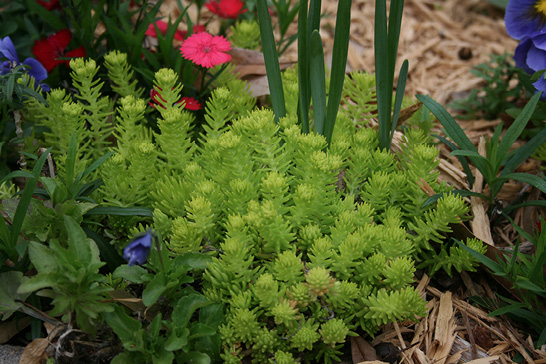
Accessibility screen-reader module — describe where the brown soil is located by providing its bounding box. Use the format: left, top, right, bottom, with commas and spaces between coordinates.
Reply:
151, 1, 546, 362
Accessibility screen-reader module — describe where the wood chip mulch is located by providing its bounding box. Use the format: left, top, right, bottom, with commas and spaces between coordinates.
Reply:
160, 1, 545, 362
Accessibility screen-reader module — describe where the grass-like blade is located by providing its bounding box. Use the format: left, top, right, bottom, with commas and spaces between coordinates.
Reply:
433, 134, 475, 188
324, 0, 351, 146
500, 173, 546, 194
390, 59, 408, 144
7, 148, 52, 261
310, 30, 326, 135
257, 0, 286, 123
387, 0, 404, 83
497, 92, 540, 164
416, 94, 476, 152
375, 0, 390, 150
502, 128, 546, 177
86, 206, 154, 217
297, 0, 310, 133
422, 190, 486, 208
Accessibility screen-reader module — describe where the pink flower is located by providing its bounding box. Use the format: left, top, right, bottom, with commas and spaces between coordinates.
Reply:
180, 32, 231, 68
206, 0, 247, 19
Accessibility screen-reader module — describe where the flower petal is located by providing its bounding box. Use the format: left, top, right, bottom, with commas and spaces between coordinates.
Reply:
22, 57, 48, 83
0, 36, 20, 63
505, 0, 546, 40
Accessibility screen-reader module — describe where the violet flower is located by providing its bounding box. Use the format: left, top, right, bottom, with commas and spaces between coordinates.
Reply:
505, 0, 546, 40
0, 36, 50, 92
123, 232, 153, 266
514, 32, 546, 98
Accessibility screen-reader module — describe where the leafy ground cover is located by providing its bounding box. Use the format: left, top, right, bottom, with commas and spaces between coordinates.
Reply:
1, 0, 546, 363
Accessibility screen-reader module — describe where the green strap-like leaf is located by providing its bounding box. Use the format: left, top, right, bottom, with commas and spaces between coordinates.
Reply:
502, 128, 546, 177
324, 0, 351, 146
390, 59, 408, 144
257, 0, 286, 123
497, 92, 540, 165
310, 30, 326, 135
499, 173, 546, 194
298, 0, 310, 133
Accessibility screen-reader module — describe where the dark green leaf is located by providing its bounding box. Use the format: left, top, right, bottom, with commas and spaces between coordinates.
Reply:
142, 272, 166, 306
324, 0, 351, 146
309, 30, 326, 135
172, 294, 209, 328
257, 0, 286, 122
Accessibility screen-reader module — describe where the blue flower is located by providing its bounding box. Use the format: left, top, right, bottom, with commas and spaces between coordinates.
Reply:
514, 31, 546, 98
123, 232, 153, 266
505, 0, 546, 40
0, 36, 50, 92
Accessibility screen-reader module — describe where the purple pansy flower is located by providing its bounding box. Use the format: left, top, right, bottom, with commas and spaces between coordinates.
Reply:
123, 232, 153, 266
0, 36, 50, 92
514, 31, 546, 98
505, 0, 546, 40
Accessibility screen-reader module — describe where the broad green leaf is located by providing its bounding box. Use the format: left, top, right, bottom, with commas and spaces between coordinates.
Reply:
0, 271, 30, 320
27, 241, 57, 273
199, 303, 223, 328
185, 351, 211, 364
189, 322, 216, 340
64, 215, 92, 263
175, 252, 212, 270
172, 294, 209, 328
152, 348, 175, 364
104, 305, 142, 347
142, 272, 167, 307
164, 327, 189, 351
17, 272, 59, 294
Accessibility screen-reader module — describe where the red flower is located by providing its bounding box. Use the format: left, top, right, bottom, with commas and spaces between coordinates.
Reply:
180, 25, 206, 41
145, 20, 186, 41
180, 32, 231, 69
32, 29, 86, 72
149, 88, 202, 111
36, 0, 61, 10
179, 96, 202, 110
205, 0, 247, 19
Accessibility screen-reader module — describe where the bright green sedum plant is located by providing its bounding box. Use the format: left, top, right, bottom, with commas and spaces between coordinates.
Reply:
13, 53, 482, 362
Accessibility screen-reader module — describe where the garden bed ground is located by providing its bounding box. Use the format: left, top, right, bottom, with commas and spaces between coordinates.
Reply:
142, 0, 544, 362
201, 0, 544, 362
5, 0, 546, 363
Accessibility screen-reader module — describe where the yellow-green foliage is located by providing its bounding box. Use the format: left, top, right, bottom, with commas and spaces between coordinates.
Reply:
25, 59, 480, 362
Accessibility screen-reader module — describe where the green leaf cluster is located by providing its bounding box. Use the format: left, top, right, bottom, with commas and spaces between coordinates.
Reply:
10, 55, 481, 361
17, 216, 113, 334
459, 216, 546, 347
